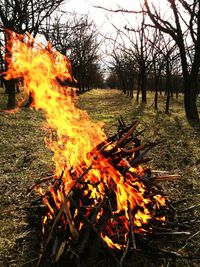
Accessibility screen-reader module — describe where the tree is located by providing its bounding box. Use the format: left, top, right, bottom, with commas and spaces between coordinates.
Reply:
108, 47, 136, 97
44, 14, 103, 93
125, 12, 153, 103
150, 34, 166, 109
0, 0, 65, 109
106, 72, 119, 89
69, 16, 102, 93
144, 0, 200, 122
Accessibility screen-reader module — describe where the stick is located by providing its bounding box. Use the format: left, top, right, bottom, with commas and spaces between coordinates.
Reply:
120, 238, 130, 266
122, 145, 145, 154
180, 230, 200, 250
63, 203, 79, 239
69, 197, 121, 267
46, 165, 92, 245
128, 201, 136, 249
96, 121, 138, 152
114, 121, 139, 150
78, 197, 106, 254
151, 174, 181, 183
37, 165, 92, 266
153, 231, 190, 236
178, 203, 200, 213
131, 140, 163, 165
27, 175, 55, 194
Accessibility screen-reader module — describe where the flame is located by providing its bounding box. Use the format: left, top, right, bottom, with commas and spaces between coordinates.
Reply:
3, 31, 106, 176
154, 195, 166, 208
101, 234, 123, 250
4, 30, 167, 249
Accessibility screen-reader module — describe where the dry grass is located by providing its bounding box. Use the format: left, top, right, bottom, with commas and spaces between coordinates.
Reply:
0, 88, 200, 266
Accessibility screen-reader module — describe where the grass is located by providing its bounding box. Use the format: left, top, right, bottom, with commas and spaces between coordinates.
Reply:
0, 88, 200, 266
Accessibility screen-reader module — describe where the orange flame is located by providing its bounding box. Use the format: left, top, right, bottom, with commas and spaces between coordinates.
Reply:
4, 31, 106, 176
4, 30, 167, 249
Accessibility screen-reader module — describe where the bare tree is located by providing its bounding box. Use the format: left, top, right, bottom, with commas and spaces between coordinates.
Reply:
0, 0, 65, 109
151, 40, 165, 109
105, 12, 154, 102
108, 46, 136, 97
45, 14, 103, 93
116, 11, 155, 103
126, 12, 153, 103
69, 16, 102, 93
144, 0, 199, 122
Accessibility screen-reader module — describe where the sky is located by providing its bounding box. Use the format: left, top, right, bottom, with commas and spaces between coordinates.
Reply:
66, 0, 141, 18
65, 0, 142, 35
61, 0, 167, 68
63, 0, 167, 44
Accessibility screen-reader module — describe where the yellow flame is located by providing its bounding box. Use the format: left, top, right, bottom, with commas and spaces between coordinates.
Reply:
4, 31, 106, 177
101, 234, 123, 250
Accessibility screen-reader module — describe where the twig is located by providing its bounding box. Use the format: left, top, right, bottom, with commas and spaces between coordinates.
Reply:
106, 190, 120, 241
180, 230, 200, 251
131, 140, 163, 165
37, 165, 92, 267
114, 121, 139, 150
78, 197, 106, 254
128, 201, 136, 249
122, 145, 145, 154
153, 231, 190, 236
180, 230, 200, 250
151, 174, 181, 183
120, 238, 130, 266
166, 221, 191, 229
69, 197, 121, 267
28, 170, 65, 195
27, 175, 55, 194
178, 203, 200, 213
93, 5, 143, 14
96, 121, 137, 152
63, 202, 79, 239
46, 165, 92, 245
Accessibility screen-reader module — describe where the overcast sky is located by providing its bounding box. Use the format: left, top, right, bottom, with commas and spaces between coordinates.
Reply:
61, 0, 147, 67
62, 0, 166, 67
65, 0, 142, 34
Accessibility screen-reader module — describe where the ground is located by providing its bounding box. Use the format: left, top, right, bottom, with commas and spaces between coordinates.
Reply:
0, 88, 200, 266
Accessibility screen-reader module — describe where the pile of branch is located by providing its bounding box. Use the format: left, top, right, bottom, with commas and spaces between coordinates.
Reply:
32, 119, 184, 267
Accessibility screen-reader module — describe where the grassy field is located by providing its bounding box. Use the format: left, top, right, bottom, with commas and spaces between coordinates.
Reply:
0, 88, 200, 266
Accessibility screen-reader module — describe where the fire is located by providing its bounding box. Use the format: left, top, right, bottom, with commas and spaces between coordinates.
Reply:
4, 30, 167, 250
101, 234, 123, 250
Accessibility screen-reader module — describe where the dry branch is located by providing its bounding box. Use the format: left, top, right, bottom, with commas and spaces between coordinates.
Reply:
36, 119, 185, 266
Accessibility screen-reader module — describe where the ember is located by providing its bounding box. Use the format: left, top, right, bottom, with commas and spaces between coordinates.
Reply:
4, 31, 181, 266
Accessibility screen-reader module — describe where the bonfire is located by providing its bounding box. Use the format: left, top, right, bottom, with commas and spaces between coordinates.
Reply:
4, 31, 183, 267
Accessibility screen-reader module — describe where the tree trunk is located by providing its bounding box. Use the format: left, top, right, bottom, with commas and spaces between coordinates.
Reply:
159, 78, 163, 95
136, 75, 141, 102
154, 88, 158, 110
153, 62, 161, 110
6, 79, 16, 109
141, 67, 147, 103
136, 88, 140, 102
0, 77, 4, 88
165, 89, 170, 114
184, 79, 199, 122
5, 31, 17, 109
0, 51, 4, 88
130, 89, 133, 98
154, 77, 159, 110
165, 59, 171, 114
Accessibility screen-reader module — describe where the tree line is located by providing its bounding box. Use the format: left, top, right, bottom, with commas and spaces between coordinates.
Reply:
0, 0, 199, 123
105, 0, 200, 123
